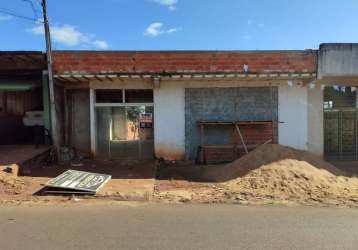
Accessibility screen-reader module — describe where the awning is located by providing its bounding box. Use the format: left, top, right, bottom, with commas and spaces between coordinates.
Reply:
54, 72, 317, 83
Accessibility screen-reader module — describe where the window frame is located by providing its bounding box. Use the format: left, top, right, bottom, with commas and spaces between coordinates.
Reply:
94, 89, 154, 107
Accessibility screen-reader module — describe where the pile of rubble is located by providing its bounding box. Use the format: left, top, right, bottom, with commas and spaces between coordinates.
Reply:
0, 171, 28, 196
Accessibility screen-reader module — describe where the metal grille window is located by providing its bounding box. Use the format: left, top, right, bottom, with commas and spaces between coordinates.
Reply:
324, 87, 358, 161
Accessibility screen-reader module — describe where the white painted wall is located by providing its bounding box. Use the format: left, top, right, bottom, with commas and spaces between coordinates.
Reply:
307, 86, 324, 156
153, 80, 280, 160
154, 80, 323, 160
89, 78, 323, 160
154, 82, 186, 160
278, 85, 308, 150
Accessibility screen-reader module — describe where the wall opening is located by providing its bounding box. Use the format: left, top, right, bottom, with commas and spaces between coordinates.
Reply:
0, 87, 44, 145
94, 89, 154, 160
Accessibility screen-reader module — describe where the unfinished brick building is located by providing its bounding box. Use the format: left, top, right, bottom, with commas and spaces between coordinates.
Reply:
52, 49, 319, 163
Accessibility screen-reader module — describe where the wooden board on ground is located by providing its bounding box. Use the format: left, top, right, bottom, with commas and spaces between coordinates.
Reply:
44, 170, 111, 195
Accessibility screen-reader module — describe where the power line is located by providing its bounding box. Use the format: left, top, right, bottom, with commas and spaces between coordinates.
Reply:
0, 0, 43, 23
0, 8, 42, 23
22, 0, 42, 19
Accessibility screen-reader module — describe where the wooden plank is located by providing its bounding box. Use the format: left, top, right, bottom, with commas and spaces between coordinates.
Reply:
235, 123, 248, 154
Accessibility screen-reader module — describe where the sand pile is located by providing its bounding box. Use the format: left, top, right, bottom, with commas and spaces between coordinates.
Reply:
155, 144, 358, 206
223, 160, 358, 203
0, 171, 28, 195
200, 144, 358, 205
202, 144, 344, 182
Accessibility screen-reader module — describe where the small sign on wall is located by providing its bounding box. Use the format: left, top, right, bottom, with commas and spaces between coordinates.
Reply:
140, 113, 153, 129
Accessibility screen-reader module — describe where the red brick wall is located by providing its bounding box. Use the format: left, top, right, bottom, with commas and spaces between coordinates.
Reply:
201, 123, 276, 163
232, 124, 275, 147
53, 51, 317, 74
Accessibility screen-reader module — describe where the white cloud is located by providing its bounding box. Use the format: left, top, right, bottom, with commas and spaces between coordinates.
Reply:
28, 24, 109, 49
167, 28, 178, 33
30, 25, 44, 35
154, 0, 178, 10
144, 22, 164, 37
144, 22, 179, 37
0, 15, 12, 21
93, 40, 109, 49
243, 35, 252, 40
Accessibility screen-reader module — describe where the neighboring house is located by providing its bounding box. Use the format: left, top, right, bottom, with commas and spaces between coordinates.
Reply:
0, 52, 48, 145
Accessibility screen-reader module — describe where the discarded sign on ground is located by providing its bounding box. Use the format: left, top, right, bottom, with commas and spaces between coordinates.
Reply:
44, 170, 111, 195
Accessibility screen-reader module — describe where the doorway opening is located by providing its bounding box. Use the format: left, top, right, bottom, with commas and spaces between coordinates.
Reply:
94, 89, 154, 160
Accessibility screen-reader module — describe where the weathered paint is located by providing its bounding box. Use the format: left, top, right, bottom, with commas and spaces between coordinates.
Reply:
154, 83, 185, 160
68, 89, 91, 155
87, 78, 322, 160
318, 43, 358, 79
278, 84, 308, 150
89, 88, 96, 157
307, 86, 324, 156
155, 144, 186, 160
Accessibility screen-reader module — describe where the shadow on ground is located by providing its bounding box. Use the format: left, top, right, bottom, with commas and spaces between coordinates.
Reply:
156, 145, 357, 183
22, 159, 156, 180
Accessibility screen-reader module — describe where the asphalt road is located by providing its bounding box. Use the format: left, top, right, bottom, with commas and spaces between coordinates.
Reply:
0, 203, 358, 250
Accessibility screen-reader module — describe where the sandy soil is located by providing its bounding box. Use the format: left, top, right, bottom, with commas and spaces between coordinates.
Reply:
2, 145, 358, 207
154, 145, 358, 207
0, 160, 156, 205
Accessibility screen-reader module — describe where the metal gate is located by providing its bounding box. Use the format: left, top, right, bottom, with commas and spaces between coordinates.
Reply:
324, 109, 358, 160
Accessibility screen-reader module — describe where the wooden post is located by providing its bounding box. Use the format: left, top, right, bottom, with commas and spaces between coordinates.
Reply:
42, 71, 51, 145
42, 0, 59, 157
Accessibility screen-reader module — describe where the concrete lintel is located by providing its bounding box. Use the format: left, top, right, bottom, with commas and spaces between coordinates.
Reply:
53, 72, 317, 83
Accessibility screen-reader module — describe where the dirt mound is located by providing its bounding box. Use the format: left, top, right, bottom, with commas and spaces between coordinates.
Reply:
224, 159, 358, 202
200, 144, 358, 205
202, 144, 344, 182
155, 144, 358, 206
0, 172, 28, 195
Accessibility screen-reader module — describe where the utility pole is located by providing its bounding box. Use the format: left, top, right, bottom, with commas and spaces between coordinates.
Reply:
41, 0, 60, 158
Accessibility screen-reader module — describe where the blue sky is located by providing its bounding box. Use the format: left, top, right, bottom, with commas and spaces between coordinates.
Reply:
1, 0, 358, 51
